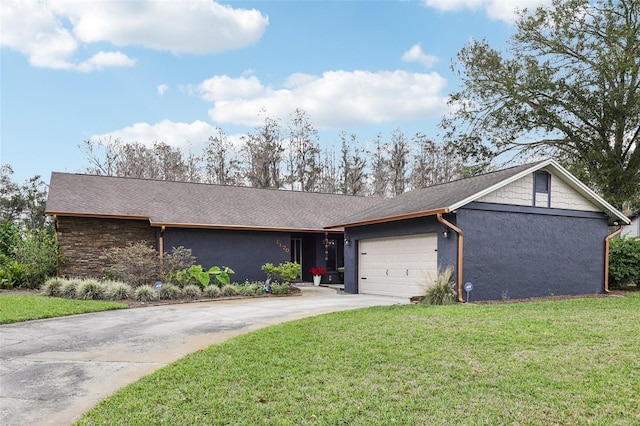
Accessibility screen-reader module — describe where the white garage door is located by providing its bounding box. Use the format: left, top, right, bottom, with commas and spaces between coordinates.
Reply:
359, 234, 438, 298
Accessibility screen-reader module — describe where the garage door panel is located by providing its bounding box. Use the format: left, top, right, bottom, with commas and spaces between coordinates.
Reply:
358, 234, 437, 299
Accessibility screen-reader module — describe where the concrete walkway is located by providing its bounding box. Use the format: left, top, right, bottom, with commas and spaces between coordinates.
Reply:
0, 286, 407, 426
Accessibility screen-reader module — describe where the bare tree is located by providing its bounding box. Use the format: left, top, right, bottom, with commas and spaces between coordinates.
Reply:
409, 133, 462, 189
317, 147, 340, 194
286, 108, 322, 192
388, 128, 410, 196
370, 134, 389, 196
242, 116, 284, 189
80, 138, 121, 176
204, 128, 241, 185
81, 138, 200, 182
339, 133, 368, 196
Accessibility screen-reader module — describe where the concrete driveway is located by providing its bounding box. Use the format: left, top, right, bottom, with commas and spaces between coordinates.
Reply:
0, 286, 406, 426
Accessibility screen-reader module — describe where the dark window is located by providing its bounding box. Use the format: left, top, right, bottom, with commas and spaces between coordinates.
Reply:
326, 239, 337, 271
535, 171, 550, 193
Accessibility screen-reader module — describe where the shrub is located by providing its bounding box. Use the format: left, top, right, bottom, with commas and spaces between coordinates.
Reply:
77, 279, 107, 300
220, 284, 239, 297
421, 266, 456, 305
159, 283, 182, 300
261, 262, 301, 283
609, 236, 640, 288
13, 228, 58, 289
41, 277, 65, 297
105, 242, 160, 287
182, 284, 202, 299
0, 258, 24, 289
61, 279, 81, 299
162, 246, 197, 281
203, 285, 221, 298
236, 283, 265, 296
271, 283, 291, 295
134, 285, 159, 302
105, 281, 132, 300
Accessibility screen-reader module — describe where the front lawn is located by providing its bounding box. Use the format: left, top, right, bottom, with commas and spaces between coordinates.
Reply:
77, 294, 640, 425
0, 294, 127, 324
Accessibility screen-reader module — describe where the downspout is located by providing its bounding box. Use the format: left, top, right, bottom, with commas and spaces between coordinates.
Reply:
437, 213, 464, 303
159, 225, 166, 276
604, 225, 623, 293
53, 215, 60, 277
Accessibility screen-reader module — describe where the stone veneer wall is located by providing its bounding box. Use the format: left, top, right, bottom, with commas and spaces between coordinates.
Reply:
56, 216, 156, 278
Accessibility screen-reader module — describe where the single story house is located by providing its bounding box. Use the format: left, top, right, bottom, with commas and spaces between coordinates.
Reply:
46, 159, 630, 301
622, 209, 639, 238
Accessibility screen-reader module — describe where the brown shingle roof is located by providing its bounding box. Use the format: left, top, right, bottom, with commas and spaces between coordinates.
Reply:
45, 173, 382, 232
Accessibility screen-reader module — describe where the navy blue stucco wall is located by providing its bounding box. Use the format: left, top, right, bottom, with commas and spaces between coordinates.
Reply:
343, 216, 458, 294
164, 228, 290, 282
458, 203, 609, 301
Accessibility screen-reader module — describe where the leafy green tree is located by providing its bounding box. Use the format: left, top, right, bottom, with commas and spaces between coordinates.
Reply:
441, 0, 640, 209
0, 165, 49, 230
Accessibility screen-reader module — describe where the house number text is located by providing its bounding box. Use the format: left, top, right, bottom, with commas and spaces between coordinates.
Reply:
276, 239, 290, 253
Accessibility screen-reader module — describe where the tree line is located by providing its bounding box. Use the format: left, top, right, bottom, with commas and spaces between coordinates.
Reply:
81, 108, 464, 197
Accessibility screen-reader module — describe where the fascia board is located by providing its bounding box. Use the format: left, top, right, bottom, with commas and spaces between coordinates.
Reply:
544, 161, 631, 225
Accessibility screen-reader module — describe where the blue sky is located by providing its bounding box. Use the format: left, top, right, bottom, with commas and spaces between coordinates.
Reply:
1, 0, 552, 184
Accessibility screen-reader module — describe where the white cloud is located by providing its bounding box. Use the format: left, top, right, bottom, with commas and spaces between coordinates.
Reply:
200, 70, 448, 128
198, 75, 266, 102
157, 84, 169, 96
401, 45, 439, 68
0, 0, 268, 71
422, 0, 553, 22
76, 51, 136, 72
90, 120, 218, 148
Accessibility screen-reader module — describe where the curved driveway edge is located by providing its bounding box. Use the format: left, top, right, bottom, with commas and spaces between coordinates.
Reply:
0, 286, 407, 426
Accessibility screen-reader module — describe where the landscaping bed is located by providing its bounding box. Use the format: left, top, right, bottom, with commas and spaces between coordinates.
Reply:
118, 284, 302, 309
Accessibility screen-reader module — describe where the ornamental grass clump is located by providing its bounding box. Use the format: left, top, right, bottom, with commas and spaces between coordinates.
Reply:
77, 279, 107, 300
60, 279, 81, 299
134, 285, 159, 302
182, 284, 202, 299
105, 281, 132, 300
41, 277, 65, 297
220, 284, 239, 297
421, 266, 456, 305
203, 285, 221, 298
159, 283, 182, 300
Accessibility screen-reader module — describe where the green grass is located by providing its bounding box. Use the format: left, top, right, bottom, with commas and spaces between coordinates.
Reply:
77, 294, 640, 425
0, 295, 127, 324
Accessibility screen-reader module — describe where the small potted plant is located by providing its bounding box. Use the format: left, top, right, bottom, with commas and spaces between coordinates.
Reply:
310, 267, 326, 286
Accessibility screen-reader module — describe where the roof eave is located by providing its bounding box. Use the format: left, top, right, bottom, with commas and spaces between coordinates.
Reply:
151, 222, 342, 233
46, 211, 151, 221
324, 208, 450, 229
543, 161, 630, 225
